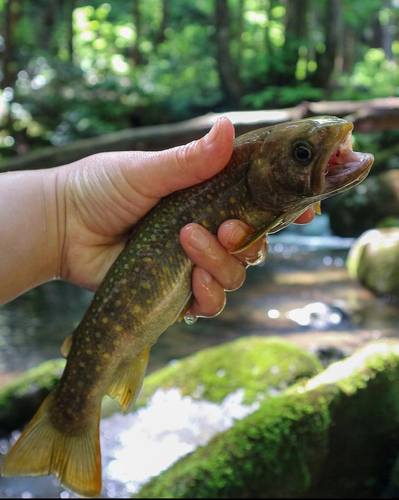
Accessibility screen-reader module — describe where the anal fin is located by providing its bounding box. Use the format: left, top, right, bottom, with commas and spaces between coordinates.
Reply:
107, 346, 151, 413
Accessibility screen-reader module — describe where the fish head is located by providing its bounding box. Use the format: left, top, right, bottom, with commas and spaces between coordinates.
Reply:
241, 116, 374, 233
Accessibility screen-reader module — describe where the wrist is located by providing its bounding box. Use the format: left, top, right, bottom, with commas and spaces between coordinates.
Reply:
0, 167, 63, 304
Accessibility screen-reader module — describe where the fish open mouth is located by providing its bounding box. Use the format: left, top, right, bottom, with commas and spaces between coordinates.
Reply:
324, 130, 374, 192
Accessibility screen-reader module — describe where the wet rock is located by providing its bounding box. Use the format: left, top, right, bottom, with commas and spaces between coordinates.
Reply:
136, 336, 323, 407
312, 344, 347, 367
0, 359, 65, 434
347, 228, 399, 299
0, 337, 321, 431
135, 342, 399, 499
329, 170, 399, 237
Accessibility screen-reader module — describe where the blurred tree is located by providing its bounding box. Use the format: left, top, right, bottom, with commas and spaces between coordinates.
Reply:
214, 0, 242, 105
131, 0, 144, 65
311, 0, 343, 89
283, 0, 309, 85
156, 0, 170, 45
0, 0, 398, 161
1, 0, 22, 88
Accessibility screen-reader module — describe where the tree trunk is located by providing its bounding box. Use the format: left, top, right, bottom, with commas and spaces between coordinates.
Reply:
66, 0, 77, 61
214, 0, 242, 106
131, 0, 144, 65
236, 0, 245, 64
42, 0, 61, 53
312, 0, 342, 89
381, 0, 394, 60
156, 0, 169, 45
281, 0, 309, 85
1, 0, 21, 89
342, 25, 355, 74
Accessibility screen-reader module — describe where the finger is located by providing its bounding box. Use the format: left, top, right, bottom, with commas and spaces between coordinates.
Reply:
189, 267, 226, 318
294, 207, 315, 224
180, 223, 246, 292
217, 220, 268, 267
121, 117, 235, 200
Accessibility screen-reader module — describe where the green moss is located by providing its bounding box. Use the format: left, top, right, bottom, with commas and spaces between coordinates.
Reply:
135, 343, 399, 499
137, 336, 322, 407
135, 388, 331, 498
0, 359, 65, 433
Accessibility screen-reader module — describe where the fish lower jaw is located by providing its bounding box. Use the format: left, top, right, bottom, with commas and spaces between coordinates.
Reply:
324, 153, 374, 192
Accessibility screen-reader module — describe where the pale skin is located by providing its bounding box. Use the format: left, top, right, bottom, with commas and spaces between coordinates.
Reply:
0, 117, 314, 316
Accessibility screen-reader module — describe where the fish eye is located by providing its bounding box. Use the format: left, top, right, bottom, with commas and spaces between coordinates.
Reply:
293, 142, 314, 165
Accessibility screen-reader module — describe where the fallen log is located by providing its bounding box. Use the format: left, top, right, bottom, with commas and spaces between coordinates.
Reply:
1, 97, 399, 172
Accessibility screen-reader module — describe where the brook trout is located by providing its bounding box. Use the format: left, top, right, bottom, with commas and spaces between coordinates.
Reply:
2, 117, 374, 497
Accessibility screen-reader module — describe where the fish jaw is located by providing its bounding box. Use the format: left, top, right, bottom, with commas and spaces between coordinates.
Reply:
323, 131, 374, 194
310, 120, 374, 197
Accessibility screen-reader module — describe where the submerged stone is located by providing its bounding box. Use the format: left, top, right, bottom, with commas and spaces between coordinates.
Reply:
347, 228, 399, 299
329, 170, 399, 237
135, 342, 399, 499
0, 359, 65, 434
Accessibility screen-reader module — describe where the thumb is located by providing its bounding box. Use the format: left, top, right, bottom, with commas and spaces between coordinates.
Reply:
132, 117, 235, 199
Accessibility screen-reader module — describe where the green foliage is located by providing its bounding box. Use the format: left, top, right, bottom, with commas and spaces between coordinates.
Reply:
0, 0, 398, 161
243, 83, 324, 109
334, 48, 399, 100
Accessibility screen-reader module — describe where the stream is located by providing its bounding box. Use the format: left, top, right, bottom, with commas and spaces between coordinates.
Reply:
0, 214, 398, 497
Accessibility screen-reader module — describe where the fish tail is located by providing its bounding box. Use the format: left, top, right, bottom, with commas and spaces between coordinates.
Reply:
1, 392, 102, 498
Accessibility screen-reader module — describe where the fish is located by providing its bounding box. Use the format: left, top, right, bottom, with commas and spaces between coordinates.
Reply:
1, 116, 374, 497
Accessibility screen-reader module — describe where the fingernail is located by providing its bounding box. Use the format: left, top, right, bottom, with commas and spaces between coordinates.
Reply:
228, 222, 249, 247
204, 117, 222, 145
189, 227, 210, 250
198, 268, 213, 286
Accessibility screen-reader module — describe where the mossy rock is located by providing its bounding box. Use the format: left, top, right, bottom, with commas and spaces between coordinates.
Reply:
329, 170, 399, 237
347, 228, 399, 298
136, 336, 322, 407
0, 359, 65, 434
135, 343, 399, 499
0, 337, 321, 431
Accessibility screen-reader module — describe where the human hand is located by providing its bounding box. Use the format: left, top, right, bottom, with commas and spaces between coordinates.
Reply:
54, 117, 314, 318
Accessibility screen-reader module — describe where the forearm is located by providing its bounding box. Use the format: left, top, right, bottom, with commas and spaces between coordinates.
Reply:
0, 168, 60, 305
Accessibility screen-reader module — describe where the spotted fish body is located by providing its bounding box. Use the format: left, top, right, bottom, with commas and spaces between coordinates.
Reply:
2, 117, 374, 497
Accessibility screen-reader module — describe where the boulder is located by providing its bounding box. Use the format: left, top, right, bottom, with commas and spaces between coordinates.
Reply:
136, 336, 322, 407
0, 359, 65, 434
347, 228, 399, 299
329, 170, 399, 237
135, 342, 399, 499
0, 337, 321, 431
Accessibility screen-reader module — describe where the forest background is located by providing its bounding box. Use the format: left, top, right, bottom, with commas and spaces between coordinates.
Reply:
0, 0, 398, 163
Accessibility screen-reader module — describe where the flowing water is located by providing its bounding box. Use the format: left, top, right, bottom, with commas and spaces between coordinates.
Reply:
0, 215, 398, 497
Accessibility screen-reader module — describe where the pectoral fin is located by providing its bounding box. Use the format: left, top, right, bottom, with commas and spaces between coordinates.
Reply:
175, 293, 193, 323
313, 201, 322, 215
107, 346, 151, 413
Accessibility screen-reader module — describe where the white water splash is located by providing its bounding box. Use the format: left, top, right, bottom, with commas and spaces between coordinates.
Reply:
101, 388, 260, 496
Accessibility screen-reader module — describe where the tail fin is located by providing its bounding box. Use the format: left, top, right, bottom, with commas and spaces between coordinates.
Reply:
1, 392, 101, 498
